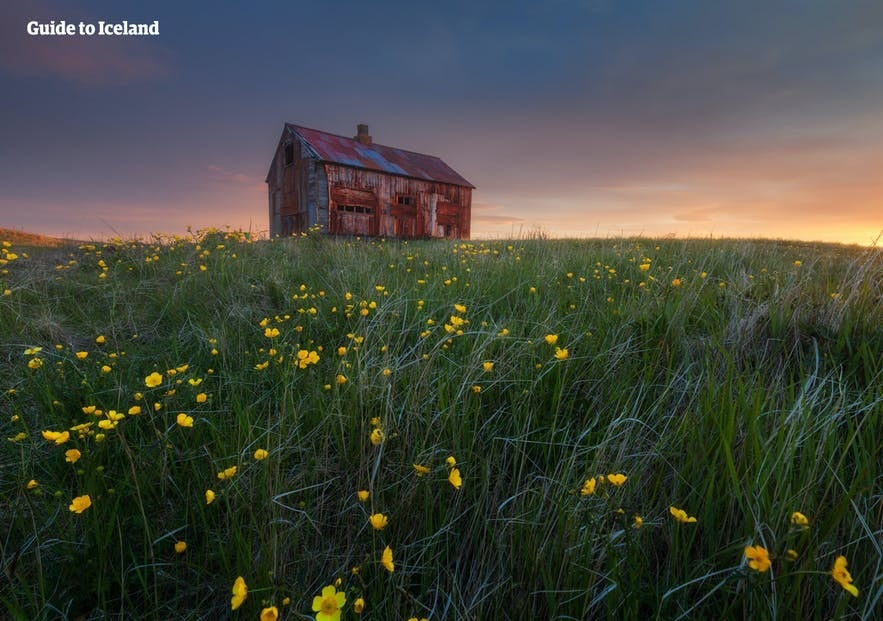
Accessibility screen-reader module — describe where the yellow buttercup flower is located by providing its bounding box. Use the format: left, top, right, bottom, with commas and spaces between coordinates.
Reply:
544, 334, 558, 345
607, 473, 627, 486
634, 515, 643, 528
381, 545, 395, 572
253, 448, 269, 461
217, 465, 238, 480
744, 545, 771, 572
446, 455, 457, 467
144, 372, 163, 388
482, 361, 494, 373
831, 555, 859, 597
75, 351, 89, 360
554, 347, 569, 360
353, 597, 365, 613
69, 494, 92, 514
26, 479, 38, 489
369, 513, 389, 530
176, 413, 194, 428
205, 489, 216, 505
790, 511, 810, 528
448, 467, 462, 489
174, 541, 187, 554
230, 576, 247, 610
312, 584, 346, 621
260, 606, 278, 621
413, 463, 430, 477
264, 327, 280, 338
65, 449, 82, 463
369, 428, 384, 446
669, 506, 697, 523
42, 430, 70, 445
580, 477, 597, 496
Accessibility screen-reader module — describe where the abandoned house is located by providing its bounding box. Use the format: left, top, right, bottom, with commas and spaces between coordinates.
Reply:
266, 123, 474, 238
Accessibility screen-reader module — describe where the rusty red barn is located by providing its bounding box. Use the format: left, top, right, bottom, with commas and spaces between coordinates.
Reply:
266, 123, 474, 238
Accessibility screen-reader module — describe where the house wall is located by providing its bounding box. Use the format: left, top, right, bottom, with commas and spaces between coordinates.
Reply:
323, 164, 471, 239
267, 133, 324, 237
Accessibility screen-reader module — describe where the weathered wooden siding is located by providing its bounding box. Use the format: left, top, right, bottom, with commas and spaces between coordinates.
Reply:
323, 164, 471, 239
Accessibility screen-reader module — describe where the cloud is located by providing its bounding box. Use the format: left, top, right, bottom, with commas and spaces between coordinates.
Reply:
0, 2, 168, 86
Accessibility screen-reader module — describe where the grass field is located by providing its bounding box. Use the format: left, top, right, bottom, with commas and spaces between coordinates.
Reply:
1, 230, 880, 620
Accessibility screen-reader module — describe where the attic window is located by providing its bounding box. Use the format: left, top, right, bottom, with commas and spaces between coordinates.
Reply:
284, 143, 294, 166
396, 195, 414, 206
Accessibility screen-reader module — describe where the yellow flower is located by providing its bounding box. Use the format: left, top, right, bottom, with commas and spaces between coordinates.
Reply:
195, 392, 207, 403
544, 334, 558, 345
580, 477, 597, 496
27, 358, 43, 369
217, 465, 238, 480
785, 549, 798, 561
42, 430, 70, 445
312, 584, 346, 621
353, 597, 365, 614
671, 278, 682, 287
26, 479, 38, 489
744, 545, 771, 572
336, 374, 348, 385
607, 473, 627, 486
453, 303, 467, 313
174, 541, 187, 554
446, 455, 457, 467
230, 576, 247, 610
448, 467, 462, 489
669, 506, 697, 523
369, 428, 384, 446
482, 361, 494, 373
128, 405, 142, 415
144, 372, 163, 388
357, 489, 369, 502
634, 515, 643, 528
65, 448, 82, 463
95, 335, 106, 344
176, 413, 194, 428
369, 513, 388, 530
831, 555, 859, 597
205, 489, 216, 505
554, 347, 569, 360
790, 511, 810, 528
69, 494, 92, 514
253, 448, 269, 461
264, 327, 280, 338
101, 365, 112, 374
75, 351, 89, 360
381, 545, 395, 572
337, 346, 347, 356
260, 606, 279, 621
639, 262, 651, 271
413, 463, 430, 477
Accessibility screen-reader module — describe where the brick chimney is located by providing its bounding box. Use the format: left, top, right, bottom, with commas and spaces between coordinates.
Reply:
355, 124, 372, 145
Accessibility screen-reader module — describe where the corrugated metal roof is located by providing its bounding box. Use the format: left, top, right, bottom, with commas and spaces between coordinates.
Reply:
286, 123, 474, 188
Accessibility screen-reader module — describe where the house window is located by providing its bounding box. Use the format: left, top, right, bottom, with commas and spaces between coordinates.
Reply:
338, 205, 373, 214
396, 194, 414, 206
284, 143, 294, 166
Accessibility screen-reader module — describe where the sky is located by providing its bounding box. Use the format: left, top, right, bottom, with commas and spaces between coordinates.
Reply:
1, 0, 882, 245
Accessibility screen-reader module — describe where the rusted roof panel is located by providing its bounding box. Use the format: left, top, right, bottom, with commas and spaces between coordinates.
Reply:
286, 123, 474, 188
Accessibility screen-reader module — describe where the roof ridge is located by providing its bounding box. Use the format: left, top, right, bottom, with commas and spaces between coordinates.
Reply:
286, 123, 448, 160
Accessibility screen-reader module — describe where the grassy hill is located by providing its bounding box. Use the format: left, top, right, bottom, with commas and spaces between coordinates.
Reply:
1, 230, 880, 619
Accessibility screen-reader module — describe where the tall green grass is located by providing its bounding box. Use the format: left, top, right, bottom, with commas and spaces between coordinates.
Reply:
1, 232, 880, 619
